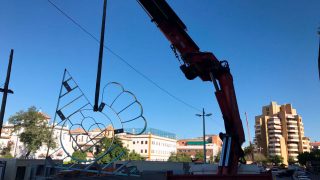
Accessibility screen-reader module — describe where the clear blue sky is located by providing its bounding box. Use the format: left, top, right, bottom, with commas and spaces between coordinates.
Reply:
1, 0, 319, 145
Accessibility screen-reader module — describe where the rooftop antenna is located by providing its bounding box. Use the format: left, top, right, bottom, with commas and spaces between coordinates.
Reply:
94, 0, 108, 111
0, 49, 14, 136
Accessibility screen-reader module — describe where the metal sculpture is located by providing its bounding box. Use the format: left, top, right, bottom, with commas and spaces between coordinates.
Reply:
46, 69, 146, 176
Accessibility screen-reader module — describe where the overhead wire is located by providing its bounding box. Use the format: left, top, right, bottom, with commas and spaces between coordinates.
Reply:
47, 0, 225, 129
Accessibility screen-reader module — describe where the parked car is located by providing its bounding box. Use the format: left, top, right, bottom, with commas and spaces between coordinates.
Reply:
276, 169, 295, 178
294, 170, 311, 180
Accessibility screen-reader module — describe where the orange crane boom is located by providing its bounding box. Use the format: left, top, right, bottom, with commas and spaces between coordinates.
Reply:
138, 0, 245, 175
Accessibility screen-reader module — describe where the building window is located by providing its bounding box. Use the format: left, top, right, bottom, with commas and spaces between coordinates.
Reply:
145, 149, 147, 153
141, 141, 144, 144
145, 141, 148, 144
133, 141, 135, 144
141, 149, 143, 153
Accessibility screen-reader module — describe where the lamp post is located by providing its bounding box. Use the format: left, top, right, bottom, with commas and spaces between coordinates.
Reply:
196, 108, 212, 163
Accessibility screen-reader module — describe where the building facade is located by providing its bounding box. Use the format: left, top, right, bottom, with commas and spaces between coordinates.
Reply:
254, 102, 310, 164
0, 121, 72, 160
0, 122, 177, 162
310, 141, 320, 151
176, 135, 222, 162
122, 128, 177, 161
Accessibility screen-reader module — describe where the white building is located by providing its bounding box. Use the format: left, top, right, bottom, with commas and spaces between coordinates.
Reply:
1, 122, 177, 162
0, 121, 73, 160
119, 128, 177, 161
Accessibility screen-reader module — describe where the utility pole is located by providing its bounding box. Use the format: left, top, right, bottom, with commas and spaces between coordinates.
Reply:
0, 49, 14, 136
196, 108, 212, 163
257, 146, 263, 154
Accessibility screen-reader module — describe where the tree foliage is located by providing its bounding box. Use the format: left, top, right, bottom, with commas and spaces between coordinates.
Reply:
9, 106, 57, 158
254, 153, 267, 164
71, 150, 87, 163
95, 137, 129, 164
168, 152, 191, 162
269, 155, 283, 166
127, 151, 145, 161
288, 157, 296, 165
297, 150, 320, 166
0, 141, 14, 158
243, 144, 254, 156
195, 150, 204, 162
214, 150, 221, 163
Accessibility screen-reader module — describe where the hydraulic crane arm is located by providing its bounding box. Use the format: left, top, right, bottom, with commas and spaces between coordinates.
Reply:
138, 0, 245, 175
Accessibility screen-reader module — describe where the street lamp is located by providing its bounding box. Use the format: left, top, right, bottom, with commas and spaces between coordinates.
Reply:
196, 108, 212, 163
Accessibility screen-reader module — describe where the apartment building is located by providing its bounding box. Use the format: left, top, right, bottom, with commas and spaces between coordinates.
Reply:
176, 135, 222, 162
255, 102, 310, 164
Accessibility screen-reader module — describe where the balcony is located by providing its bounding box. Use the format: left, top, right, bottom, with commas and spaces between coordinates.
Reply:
269, 134, 282, 138
287, 129, 298, 133
268, 119, 281, 125
269, 138, 280, 142
286, 115, 296, 119
287, 119, 296, 123
288, 148, 299, 152
268, 124, 281, 129
288, 134, 299, 138
287, 143, 298, 147
287, 124, 298, 128
288, 152, 299, 157
268, 143, 281, 148
269, 152, 281, 156
287, 138, 299, 142
268, 129, 282, 134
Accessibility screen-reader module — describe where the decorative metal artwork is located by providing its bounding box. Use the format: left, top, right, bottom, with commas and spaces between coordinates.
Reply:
46, 69, 146, 176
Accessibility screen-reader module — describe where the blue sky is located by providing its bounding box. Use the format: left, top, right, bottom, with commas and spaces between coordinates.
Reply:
0, 0, 319, 145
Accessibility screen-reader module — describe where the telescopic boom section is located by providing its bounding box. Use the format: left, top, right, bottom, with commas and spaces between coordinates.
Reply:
138, 0, 245, 175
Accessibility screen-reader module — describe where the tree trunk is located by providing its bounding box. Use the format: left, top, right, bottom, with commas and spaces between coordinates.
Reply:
25, 151, 30, 159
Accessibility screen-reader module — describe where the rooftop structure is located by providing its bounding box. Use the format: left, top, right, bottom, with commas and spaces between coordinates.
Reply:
125, 128, 177, 140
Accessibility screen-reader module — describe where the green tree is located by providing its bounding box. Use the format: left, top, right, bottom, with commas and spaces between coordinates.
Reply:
244, 144, 254, 156
0, 141, 14, 158
168, 152, 191, 162
9, 106, 57, 158
244, 144, 255, 162
288, 157, 296, 165
214, 150, 221, 163
254, 153, 267, 164
95, 137, 129, 164
269, 155, 283, 166
209, 155, 214, 164
71, 150, 87, 163
195, 150, 204, 162
297, 150, 320, 166
297, 152, 311, 166
127, 151, 145, 161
